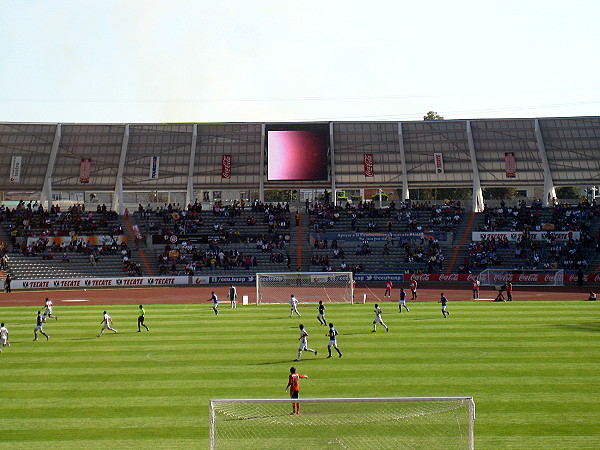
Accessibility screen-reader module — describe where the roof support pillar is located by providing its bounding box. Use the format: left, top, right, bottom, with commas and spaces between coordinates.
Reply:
112, 124, 129, 214
398, 122, 409, 201
186, 124, 198, 206
466, 121, 484, 212
259, 124, 265, 202
534, 119, 556, 206
330, 122, 336, 206
41, 123, 61, 210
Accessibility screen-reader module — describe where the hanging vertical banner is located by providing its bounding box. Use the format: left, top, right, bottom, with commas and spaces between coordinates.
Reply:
79, 158, 91, 183
363, 153, 374, 177
221, 155, 231, 178
434, 152, 444, 174
149, 155, 160, 179
9, 156, 22, 182
505, 152, 516, 178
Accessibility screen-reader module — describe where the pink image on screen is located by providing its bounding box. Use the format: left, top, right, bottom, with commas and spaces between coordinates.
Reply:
267, 130, 328, 180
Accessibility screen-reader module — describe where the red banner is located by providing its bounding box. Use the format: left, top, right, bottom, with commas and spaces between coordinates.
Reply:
434, 152, 444, 174
363, 153, 374, 177
221, 155, 231, 178
401, 273, 592, 284
80, 158, 91, 183
505, 152, 516, 178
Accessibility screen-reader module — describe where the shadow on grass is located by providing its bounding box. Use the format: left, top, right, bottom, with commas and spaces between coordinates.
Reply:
551, 322, 600, 332
63, 337, 100, 341
251, 358, 322, 365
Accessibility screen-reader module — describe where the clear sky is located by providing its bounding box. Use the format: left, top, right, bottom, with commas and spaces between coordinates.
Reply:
1, 0, 599, 124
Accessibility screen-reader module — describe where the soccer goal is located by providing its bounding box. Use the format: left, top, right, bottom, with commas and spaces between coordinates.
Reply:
209, 397, 475, 449
255, 272, 354, 305
478, 268, 564, 286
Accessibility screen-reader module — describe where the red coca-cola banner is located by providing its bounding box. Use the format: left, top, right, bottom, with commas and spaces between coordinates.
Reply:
402, 273, 597, 283
364, 153, 374, 177
221, 155, 231, 179
80, 158, 91, 183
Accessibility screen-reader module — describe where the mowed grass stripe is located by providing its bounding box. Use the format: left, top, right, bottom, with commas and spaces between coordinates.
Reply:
0, 301, 598, 449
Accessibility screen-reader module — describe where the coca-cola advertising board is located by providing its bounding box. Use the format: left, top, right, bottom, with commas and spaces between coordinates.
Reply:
364, 153, 374, 177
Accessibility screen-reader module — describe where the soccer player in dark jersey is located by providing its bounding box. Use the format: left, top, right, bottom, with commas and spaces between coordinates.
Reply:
317, 300, 326, 325
326, 323, 343, 358
399, 287, 409, 313
439, 293, 450, 318
208, 292, 219, 315
33, 311, 49, 341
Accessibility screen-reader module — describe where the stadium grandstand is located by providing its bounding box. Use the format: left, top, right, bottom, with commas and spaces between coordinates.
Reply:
1, 117, 599, 289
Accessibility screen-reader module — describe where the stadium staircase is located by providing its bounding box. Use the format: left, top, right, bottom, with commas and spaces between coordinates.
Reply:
121, 215, 153, 276
294, 212, 311, 271
445, 212, 482, 273
587, 215, 600, 275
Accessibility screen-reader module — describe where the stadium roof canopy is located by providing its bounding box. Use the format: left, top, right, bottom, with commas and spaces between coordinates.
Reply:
1, 117, 599, 212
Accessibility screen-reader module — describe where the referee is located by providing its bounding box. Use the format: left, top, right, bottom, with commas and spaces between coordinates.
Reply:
137, 305, 150, 332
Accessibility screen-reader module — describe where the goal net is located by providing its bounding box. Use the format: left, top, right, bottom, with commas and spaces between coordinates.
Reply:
256, 272, 354, 305
478, 268, 564, 286
210, 397, 475, 450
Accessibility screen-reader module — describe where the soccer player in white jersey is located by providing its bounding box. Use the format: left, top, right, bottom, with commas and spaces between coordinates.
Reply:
295, 324, 317, 361
372, 304, 389, 332
98, 311, 118, 336
43, 297, 58, 321
289, 294, 301, 317
229, 285, 237, 308
0, 322, 9, 352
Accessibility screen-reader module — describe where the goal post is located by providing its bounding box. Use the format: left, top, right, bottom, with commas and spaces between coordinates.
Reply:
210, 396, 475, 450
479, 268, 564, 286
255, 272, 354, 305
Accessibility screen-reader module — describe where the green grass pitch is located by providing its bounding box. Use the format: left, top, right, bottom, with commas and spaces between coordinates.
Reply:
0, 300, 598, 449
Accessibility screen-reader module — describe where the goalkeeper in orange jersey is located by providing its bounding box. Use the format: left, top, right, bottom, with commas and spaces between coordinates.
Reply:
285, 366, 308, 414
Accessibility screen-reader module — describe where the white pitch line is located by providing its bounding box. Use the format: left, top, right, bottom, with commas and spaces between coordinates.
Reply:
146, 352, 167, 362
61, 299, 90, 302
365, 285, 382, 302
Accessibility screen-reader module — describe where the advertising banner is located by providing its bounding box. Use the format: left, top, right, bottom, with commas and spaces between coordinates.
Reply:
10, 155, 22, 182
80, 158, 91, 183
363, 153, 374, 177
221, 154, 231, 178
149, 155, 160, 179
13, 276, 189, 290
310, 231, 448, 243
505, 152, 516, 178
472, 231, 579, 242
434, 152, 444, 174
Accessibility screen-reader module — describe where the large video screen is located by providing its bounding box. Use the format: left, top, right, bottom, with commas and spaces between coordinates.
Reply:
267, 129, 329, 181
